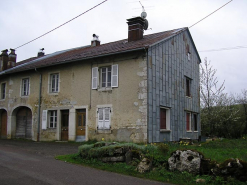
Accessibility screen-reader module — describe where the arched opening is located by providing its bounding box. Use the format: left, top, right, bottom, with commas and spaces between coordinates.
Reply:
0, 109, 7, 139
15, 107, 32, 139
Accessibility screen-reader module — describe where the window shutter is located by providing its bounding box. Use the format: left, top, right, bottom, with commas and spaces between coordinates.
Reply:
98, 108, 104, 129
92, 67, 98, 89
42, 110, 48, 130
111, 64, 118, 87
104, 108, 110, 129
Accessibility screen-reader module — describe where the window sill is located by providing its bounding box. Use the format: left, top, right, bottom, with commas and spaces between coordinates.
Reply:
160, 129, 171, 133
186, 131, 193, 133
98, 88, 112, 92
49, 92, 59, 95
97, 129, 111, 134
21, 96, 29, 98
186, 96, 192, 99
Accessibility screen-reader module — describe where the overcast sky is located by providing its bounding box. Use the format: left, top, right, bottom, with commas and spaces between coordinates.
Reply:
0, 0, 246, 94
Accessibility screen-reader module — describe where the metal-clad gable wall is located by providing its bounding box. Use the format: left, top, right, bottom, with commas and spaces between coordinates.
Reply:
147, 30, 200, 142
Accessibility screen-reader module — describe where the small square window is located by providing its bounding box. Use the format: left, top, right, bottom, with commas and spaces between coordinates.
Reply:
21, 78, 29, 96
49, 110, 57, 128
1, 83, 6, 99
50, 73, 59, 93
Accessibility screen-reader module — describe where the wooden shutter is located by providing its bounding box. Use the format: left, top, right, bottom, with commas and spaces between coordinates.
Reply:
98, 108, 104, 129
111, 64, 118, 87
104, 108, 110, 129
186, 113, 190, 131
42, 110, 48, 130
92, 67, 98, 89
160, 108, 166, 129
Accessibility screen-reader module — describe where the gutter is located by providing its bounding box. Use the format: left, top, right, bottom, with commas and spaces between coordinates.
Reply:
35, 68, 42, 142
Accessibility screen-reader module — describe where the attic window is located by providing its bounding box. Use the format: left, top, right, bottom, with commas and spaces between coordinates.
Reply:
188, 52, 191, 61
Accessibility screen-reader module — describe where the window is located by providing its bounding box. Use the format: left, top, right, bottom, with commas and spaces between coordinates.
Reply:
92, 64, 118, 89
97, 107, 111, 129
21, 78, 29, 96
186, 112, 191, 131
188, 52, 191, 61
193, 114, 198, 131
185, 78, 191, 97
160, 107, 170, 131
50, 73, 59, 93
49, 110, 57, 128
1, 83, 6, 99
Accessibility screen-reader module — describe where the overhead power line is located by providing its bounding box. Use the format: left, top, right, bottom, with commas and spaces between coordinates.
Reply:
199, 45, 247, 52
189, 0, 233, 28
14, 0, 108, 50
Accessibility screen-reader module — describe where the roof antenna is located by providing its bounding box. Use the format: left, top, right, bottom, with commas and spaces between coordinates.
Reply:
139, 1, 149, 30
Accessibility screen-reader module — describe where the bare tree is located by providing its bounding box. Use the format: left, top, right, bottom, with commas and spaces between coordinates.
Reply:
200, 58, 225, 136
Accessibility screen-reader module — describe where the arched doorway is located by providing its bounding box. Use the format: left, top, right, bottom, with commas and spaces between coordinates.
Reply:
0, 110, 7, 139
16, 107, 32, 139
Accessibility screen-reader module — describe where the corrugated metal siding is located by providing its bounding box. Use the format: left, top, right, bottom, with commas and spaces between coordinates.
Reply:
147, 30, 200, 142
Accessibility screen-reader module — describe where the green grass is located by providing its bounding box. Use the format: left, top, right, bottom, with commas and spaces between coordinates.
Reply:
56, 138, 247, 185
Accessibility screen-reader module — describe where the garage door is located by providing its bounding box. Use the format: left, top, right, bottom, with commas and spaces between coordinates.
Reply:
16, 107, 32, 139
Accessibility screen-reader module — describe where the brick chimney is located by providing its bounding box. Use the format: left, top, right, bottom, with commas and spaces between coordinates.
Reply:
8, 49, 17, 69
0, 49, 8, 71
127, 17, 145, 42
91, 34, 100, 47
38, 48, 45, 57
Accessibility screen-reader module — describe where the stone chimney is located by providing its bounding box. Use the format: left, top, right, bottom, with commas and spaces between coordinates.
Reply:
127, 17, 145, 42
0, 49, 8, 71
91, 34, 100, 47
8, 49, 17, 69
38, 48, 45, 57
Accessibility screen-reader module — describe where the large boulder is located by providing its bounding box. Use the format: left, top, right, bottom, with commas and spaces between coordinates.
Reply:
168, 150, 203, 174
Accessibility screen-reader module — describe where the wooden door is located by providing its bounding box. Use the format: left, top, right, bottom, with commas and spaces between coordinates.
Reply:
16, 107, 32, 139
1, 111, 7, 138
61, 110, 69, 141
76, 109, 86, 136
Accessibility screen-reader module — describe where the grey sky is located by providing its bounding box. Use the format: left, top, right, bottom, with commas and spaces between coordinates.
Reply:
0, 0, 246, 94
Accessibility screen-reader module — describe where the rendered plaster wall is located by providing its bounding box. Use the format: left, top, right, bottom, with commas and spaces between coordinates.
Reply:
0, 51, 148, 143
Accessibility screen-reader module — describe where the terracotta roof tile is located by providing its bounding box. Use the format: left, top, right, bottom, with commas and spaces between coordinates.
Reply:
1, 28, 186, 75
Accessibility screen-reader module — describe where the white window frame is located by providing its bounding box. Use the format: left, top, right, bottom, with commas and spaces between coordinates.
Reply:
1, 82, 6, 100
92, 64, 118, 90
21, 78, 30, 96
160, 107, 171, 131
97, 107, 111, 130
49, 73, 60, 93
100, 66, 112, 88
49, 110, 57, 128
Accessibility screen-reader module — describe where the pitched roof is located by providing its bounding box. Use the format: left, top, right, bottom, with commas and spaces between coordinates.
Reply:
0, 27, 189, 75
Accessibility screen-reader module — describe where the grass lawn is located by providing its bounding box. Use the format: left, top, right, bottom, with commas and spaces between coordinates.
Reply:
56, 137, 247, 185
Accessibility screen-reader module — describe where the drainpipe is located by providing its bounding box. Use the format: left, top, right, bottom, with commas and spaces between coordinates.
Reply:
35, 68, 42, 142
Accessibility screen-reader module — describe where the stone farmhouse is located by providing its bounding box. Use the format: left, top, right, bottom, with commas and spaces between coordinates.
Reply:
0, 16, 201, 143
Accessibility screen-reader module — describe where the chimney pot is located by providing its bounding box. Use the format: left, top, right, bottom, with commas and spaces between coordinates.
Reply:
91, 34, 100, 47
0, 49, 9, 71
38, 48, 45, 57
8, 48, 17, 69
